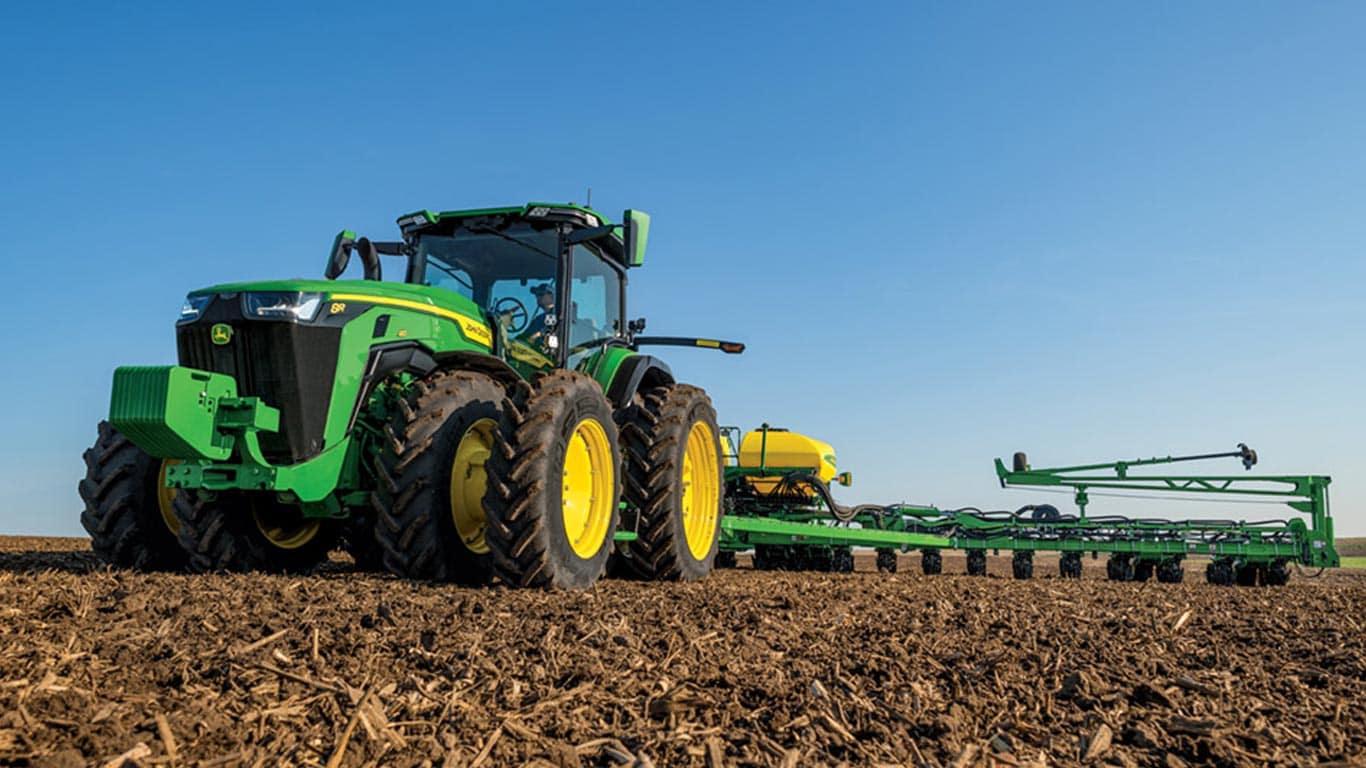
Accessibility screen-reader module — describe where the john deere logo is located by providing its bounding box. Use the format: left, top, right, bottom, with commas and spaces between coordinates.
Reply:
210, 324, 233, 345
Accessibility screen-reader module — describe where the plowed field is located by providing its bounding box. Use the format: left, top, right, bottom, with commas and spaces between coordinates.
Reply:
1, 537, 1362, 767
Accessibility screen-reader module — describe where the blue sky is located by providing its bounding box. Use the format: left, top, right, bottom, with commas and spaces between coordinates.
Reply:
1, 2, 1362, 536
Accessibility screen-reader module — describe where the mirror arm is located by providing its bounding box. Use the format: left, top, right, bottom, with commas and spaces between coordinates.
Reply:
565, 225, 617, 245
355, 237, 383, 281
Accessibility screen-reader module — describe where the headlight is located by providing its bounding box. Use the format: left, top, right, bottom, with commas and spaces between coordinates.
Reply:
179, 294, 212, 324
242, 292, 324, 322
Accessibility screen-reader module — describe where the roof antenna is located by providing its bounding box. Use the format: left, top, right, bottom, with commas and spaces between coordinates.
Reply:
586, 187, 592, 208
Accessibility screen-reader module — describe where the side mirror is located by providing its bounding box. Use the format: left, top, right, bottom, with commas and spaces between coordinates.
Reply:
325, 230, 356, 280
622, 209, 650, 267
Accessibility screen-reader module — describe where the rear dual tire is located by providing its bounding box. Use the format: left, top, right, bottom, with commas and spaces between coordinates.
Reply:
618, 384, 724, 582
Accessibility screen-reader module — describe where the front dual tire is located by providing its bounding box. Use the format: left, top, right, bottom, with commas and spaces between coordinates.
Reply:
372, 368, 626, 590
79, 422, 188, 571
174, 491, 337, 573
484, 370, 622, 589
80, 422, 340, 574
371, 370, 505, 584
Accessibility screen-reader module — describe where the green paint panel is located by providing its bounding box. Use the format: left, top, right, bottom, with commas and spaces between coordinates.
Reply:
582, 346, 638, 393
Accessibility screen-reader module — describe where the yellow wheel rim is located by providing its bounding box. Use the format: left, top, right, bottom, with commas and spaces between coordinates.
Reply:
561, 418, 614, 559
253, 506, 321, 550
156, 460, 181, 536
681, 421, 721, 560
450, 418, 495, 554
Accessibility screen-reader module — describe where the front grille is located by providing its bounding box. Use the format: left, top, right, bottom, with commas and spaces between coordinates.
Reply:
177, 298, 342, 464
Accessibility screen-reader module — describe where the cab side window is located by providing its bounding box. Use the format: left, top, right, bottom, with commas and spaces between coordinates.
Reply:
568, 245, 623, 353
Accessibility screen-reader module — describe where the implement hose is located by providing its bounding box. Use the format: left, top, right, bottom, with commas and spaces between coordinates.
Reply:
773, 472, 881, 523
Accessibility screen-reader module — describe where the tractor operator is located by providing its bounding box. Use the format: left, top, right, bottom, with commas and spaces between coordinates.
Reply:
521, 283, 556, 342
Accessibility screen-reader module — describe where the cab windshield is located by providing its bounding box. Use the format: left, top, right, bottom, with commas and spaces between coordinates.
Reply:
413, 223, 559, 306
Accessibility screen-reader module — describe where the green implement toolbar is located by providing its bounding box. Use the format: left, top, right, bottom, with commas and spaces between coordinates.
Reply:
716, 441, 1338, 580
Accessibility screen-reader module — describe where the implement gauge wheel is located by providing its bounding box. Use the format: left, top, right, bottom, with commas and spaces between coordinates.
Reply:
966, 549, 987, 576
1106, 555, 1135, 582
1205, 559, 1236, 586
1133, 559, 1156, 582
921, 548, 943, 575
618, 383, 724, 581
79, 421, 188, 571
833, 547, 855, 573
1156, 558, 1184, 584
485, 371, 621, 589
1059, 552, 1083, 579
175, 491, 338, 573
876, 549, 898, 573
372, 370, 507, 584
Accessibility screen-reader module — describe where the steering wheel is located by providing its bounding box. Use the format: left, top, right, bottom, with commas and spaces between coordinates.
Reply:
493, 296, 529, 333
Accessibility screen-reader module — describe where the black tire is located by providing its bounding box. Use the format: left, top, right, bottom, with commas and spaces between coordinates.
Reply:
921, 548, 943, 575
714, 550, 737, 569
1264, 559, 1290, 586
79, 421, 188, 571
1206, 559, 1235, 586
175, 491, 339, 573
485, 371, 621, 589
806, 547, 834, 572
1235, 563, 1262, 587
1133, 559, 1156, 583
876, 549, 898, 574
754, 544, 786, 571
966, 549, 987, 576
372, 371, 506, 584
1059, 552, 1083, 579
833, 547, 854, 573
1012, 551, 1034, 580
1106, 555, 1134, 582
341, 509, 386, 571
618, 383, 724, 581
1156, 558, 1184, 584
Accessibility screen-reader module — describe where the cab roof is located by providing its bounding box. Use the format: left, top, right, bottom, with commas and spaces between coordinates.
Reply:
394, 202, 630, 265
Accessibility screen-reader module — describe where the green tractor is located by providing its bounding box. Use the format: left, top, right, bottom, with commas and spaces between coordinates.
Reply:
79, 203, 741, 588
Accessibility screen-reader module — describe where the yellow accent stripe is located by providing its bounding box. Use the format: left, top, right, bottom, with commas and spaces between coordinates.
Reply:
696, 339, 720, 348
329, 293, 492, 347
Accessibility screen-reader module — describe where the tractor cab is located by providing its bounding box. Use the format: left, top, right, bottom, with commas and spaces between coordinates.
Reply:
327, 204, 650, 375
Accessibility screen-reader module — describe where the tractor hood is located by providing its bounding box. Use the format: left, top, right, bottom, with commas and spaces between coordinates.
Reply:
187, 279, 489, 327
172, 278, 495, 467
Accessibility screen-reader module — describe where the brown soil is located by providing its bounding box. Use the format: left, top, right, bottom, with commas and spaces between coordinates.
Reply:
1, 537, 1362, 767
